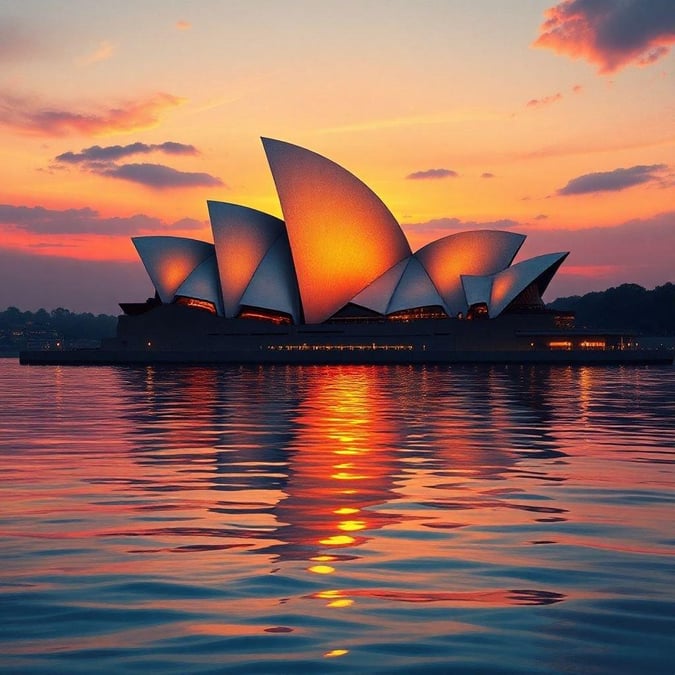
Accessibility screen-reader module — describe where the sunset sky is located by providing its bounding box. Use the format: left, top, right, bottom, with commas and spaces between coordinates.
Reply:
1, 0, 673, 314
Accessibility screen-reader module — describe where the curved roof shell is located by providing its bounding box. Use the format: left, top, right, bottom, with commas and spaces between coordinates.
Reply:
386, 257, 445, 315
132, 236, 214, 304
350, 258, 408, 315
239, 233, 301, 322
415, 230, 525, 316
175, 254, 224, 315
262, 138, 411, 324
489, 252, 568, 317
208, 201, 285, 318
461, 274, 493, 310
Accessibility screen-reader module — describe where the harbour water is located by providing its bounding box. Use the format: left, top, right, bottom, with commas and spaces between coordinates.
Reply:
1, 360, 673, 673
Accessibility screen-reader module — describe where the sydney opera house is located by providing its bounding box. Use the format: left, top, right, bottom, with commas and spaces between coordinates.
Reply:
21, 138, 670, 365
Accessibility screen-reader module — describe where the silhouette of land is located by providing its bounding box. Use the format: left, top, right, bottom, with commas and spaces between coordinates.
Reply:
2, 282, 673, 355
547, 283, 675, 336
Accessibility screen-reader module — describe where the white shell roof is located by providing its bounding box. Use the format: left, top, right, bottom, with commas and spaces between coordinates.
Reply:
489, 252, 568, 317
263, 138, 411, 324
239, 233, 301, 323
174, 254, 224, 315
350, 258, 408, 315
131, 140, 569, 326
132, 236, 214, 304
387, 257, 445, 315
208, 201, 285, 318
415, 230, 526, 316
461, 274, 493, 310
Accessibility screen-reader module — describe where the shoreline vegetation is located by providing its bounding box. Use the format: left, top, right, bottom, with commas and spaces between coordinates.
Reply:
2, 283, 673, 356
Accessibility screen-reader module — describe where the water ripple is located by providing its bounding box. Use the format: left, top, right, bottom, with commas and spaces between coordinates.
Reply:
1, 361, 673, 673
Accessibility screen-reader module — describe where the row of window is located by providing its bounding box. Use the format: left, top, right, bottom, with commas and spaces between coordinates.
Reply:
266, 344, 415, 352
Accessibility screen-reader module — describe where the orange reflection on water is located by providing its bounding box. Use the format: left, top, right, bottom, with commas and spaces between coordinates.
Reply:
273, 366, 403, 560
324, 649, 349, 658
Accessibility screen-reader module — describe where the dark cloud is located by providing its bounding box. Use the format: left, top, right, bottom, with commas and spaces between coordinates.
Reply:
55, 142, 197, 164
0, 203, 204, 235
526, 93, 562, 108
534, 214, 549, 220
557, 164, 668, 195
406, 168, 458, 180
101, 163, 224, 189
481, 172, 495, 179
534, 0, 675, 73
52, 141, 221, 190
0, 90, 184, 136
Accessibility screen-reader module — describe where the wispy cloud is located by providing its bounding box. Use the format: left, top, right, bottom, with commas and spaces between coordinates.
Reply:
100, 163, 224, 189
557, 164, 669, 195
56, 142, 198, 164
0, 90, 185, 136
406, 168, 458, 180
481, 172, 495, 179
0, 203, 204, 235
534, 0, 675, 74
316, 108, 505, 135
78, 40, 116, 66
526, 92, 563, 109
176, 20, 192, 31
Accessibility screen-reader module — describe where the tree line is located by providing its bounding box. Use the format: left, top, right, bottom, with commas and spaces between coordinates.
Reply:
547, 283, 675, 335
0, 307, 117, 352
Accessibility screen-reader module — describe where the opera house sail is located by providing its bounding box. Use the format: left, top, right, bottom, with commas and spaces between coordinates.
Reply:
20, 139, 673, 365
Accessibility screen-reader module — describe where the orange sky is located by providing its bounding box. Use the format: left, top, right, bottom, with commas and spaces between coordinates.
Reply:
1, 1, 673, 313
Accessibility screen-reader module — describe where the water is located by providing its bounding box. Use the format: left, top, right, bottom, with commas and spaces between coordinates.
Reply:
1, 360, 673, 674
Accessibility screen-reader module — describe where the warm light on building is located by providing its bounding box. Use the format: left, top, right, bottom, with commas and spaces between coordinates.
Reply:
130, 139, 569, 327
548, 340, 573, 350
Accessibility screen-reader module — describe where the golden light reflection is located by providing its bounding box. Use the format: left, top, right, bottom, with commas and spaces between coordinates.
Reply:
273, 366, 403, 568
324, 649, 349, 658
319, 534, 356, 546
308, 564, 335, 574
331, 471, 367, 480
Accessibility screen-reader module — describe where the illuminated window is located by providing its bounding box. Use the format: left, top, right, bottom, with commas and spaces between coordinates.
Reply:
237, 306, 293, 325
580, 340, 606, 349
387, 306, 447, 321
174, 296, 217, 314
548, 340, 572, 350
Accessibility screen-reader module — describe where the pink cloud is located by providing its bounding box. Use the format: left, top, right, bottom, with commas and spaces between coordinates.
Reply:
0, 203, 204, 235
526, 92, 563, 108
0, 91, 185, 137
534, 0, 675, 74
